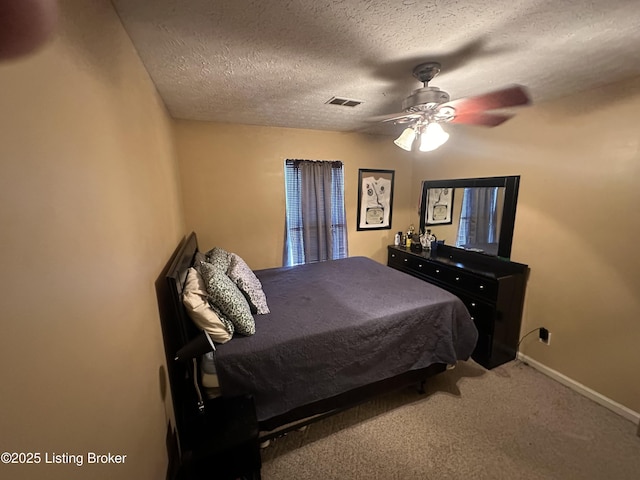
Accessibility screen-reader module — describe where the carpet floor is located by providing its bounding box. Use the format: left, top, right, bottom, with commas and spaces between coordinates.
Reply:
260, 360, 640, 479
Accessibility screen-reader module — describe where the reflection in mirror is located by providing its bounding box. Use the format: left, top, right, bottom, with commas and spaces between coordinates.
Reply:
419, 176, 520, 258
454, 187, 504, 255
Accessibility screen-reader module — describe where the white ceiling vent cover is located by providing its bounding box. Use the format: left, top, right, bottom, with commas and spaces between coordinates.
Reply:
326, 97, 363, 107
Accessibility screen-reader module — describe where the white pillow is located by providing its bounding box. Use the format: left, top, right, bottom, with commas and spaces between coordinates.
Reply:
182, 267, 233, 343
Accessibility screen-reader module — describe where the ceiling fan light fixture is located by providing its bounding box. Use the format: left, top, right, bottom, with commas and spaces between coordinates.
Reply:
419, 122, 449, 152
393, 127, 416, 151
369, 63, 531, 151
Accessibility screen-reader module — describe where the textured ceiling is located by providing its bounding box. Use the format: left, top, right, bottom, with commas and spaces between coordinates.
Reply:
111, 0, 640, 134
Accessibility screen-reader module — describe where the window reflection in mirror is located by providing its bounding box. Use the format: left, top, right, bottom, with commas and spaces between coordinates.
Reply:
455, 187, 504, 255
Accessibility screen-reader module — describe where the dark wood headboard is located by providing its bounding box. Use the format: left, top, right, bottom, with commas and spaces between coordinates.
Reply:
166, 231, 200, 354
160, 232, 204, 452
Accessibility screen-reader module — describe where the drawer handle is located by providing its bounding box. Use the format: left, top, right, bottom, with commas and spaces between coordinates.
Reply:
418, 264, 423, 268
455, 276, 460, 281
479, 285, 484, 290
403, 258, 408, 262
470, 302, 476, 307
391, 254, 395, 258
435, 269, 440, 273
470, 316, 475, 321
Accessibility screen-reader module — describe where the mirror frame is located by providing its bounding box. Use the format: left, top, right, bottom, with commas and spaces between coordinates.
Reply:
419, 175, 520, 259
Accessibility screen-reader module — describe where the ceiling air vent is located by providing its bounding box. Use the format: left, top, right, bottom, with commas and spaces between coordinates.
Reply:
326, 96, 363, 107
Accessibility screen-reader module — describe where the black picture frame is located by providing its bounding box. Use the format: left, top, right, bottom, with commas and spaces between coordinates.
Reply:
424, 187, 455, 225
357, 169, 395, 231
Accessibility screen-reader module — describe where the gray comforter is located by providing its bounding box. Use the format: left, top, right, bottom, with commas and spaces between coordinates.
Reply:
215, 256, 478, 422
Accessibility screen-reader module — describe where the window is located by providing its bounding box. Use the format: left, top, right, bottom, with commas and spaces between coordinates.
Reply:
283, 159, 348, 266
456, 187, 499, 250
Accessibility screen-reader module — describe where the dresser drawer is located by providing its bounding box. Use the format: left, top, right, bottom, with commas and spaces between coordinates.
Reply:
387, 251, 407, 267
409, 257, 437, 276
433, 265, 498, 301
388, 249, 433, 274
388, 249, 410, 269
458, 296, 496, 334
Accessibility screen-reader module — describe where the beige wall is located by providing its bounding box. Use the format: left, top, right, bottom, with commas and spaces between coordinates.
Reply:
174, 120, 413, 269
411, 77, 640, 414
0, 2, 184, 479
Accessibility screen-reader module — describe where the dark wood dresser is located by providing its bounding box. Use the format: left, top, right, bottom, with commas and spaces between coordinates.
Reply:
387, 244, 528, 369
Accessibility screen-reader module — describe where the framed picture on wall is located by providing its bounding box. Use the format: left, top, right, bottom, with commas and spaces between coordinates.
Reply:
357, 169, 395, 230
425, 187, 454, 225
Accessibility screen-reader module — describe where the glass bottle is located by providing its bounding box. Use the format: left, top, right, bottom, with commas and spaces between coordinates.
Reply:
426, 229, 436, 249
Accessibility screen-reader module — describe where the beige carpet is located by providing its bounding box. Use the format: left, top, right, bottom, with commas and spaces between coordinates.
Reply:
260, 360, 640, 479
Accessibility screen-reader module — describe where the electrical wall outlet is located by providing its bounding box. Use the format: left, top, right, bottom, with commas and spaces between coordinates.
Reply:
539, 327, 550, 345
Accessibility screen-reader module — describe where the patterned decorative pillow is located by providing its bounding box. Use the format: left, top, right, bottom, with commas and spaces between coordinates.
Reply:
204, 246, 231, 272
182, 268, 234, 343
227, 253, 270, 315
199, 261, 255, 336
208, 301, 236, 335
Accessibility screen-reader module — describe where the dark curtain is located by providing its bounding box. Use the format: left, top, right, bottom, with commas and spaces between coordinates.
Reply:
300, 161, 334, 262
284, 160, 347, 266
456, 187, 498, 250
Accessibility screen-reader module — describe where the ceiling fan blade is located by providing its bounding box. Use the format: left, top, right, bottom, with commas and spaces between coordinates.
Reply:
367, 111, 423, 123
449, 111, 514, 127
443, 85, 530, 114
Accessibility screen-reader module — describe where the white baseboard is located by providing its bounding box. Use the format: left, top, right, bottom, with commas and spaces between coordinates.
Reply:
517, 353, 640, 428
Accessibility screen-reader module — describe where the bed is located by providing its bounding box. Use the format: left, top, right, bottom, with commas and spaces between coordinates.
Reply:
163, 232, 478, 442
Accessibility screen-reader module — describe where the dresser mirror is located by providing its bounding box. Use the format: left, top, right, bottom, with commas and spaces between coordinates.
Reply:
419, 176, 520, 259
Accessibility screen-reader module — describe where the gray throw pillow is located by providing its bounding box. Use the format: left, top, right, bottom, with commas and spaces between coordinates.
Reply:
205, 246, 231, 273
227, 253, 270, 315
200, 261, 255, 336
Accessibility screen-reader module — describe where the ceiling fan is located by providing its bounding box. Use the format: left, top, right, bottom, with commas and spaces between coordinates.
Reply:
369, 62, 531, 151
